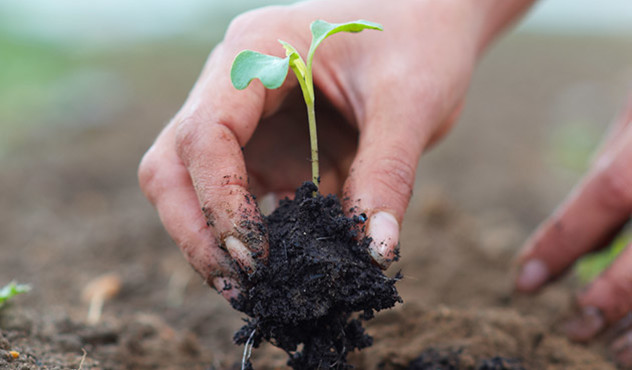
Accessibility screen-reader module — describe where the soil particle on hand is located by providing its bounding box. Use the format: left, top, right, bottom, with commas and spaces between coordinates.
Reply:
232, 182, 402, 369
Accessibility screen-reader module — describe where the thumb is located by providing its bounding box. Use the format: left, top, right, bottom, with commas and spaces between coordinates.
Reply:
343, 92, 435, 269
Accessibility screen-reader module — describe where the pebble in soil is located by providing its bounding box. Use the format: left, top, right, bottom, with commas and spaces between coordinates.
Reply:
232, 182, 402, 369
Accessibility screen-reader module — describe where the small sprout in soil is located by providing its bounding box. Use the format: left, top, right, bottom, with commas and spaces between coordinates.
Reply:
230, 19, 383, 190
0, 281, 31, 309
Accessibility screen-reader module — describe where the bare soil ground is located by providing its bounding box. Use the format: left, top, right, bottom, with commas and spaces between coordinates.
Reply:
1, 33, 630, 369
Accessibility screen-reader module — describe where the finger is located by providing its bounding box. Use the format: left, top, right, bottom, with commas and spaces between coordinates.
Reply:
257, 191, 293, 216
593, 95, 632, 160
173, 40, 299, 272
139, 129, 241, 301
612, 327, 632, 367
564, 243, 632, 342
342, 85, 440, 269
516, 124, 632, 293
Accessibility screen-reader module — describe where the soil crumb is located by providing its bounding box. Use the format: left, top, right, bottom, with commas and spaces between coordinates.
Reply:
233, 182, 401, 369
407, 348, 524, 370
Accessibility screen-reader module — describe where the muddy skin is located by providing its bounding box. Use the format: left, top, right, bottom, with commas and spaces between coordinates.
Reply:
232, 182, 402, 369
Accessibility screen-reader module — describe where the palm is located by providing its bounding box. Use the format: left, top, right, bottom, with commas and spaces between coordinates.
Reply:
244, 89, 356, 199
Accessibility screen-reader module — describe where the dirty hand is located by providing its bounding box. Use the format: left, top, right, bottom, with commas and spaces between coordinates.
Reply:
139, 0, 532, 300
515, 97, 632, 364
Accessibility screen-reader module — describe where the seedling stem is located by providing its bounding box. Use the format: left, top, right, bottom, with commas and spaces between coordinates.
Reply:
307, 101, 319, 185
230, 19, 383, 192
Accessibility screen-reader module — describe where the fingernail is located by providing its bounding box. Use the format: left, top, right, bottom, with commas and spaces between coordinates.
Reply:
367, 211, 399, 269
614, 347, 632, 369
258, 193, 277, 216
211, 276, 241, 301
563, 306, 605, 342
516, 259, 549, 292
224, 236, 256, 274
612, 333, 632, 367
612, 331, 632, 354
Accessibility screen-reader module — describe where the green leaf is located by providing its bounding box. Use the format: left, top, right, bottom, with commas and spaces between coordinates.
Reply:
576, 232, 631, 285
230, 50, 290, 90
0, 281, 31, 308
279, 40, 307, 81
278, 40, 312, 102
307, 19, 383, 68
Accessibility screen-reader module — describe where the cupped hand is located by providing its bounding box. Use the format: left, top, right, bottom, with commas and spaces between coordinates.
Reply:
515, 96, 632, 365
138, 0, 493, 300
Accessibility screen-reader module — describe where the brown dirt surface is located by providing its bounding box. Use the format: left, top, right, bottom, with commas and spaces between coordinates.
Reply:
353, 305, 612, 369
2, 33, 630, 369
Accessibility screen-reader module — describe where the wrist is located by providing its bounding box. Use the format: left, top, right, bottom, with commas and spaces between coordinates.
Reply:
402, 0, 537, 58
465, 0, 539, 52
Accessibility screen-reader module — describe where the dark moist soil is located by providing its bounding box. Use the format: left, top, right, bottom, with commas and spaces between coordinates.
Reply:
407, 348, 524, 370
233, 182, 401, 369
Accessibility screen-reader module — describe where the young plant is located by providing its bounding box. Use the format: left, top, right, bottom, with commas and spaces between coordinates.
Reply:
230, 19, 383, 190
0, 281, 30, 309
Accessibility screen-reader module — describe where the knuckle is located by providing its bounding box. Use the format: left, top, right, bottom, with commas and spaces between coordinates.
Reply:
225, 12, 258, 40
601, 273, 632, 318
225, 6, 288, 43
594, 162, 632, 211
540, 225, 579, 269
372, 151, 416, 204
174, 114, 204, 160
609, 276, 632, 301
138, 149, 160, 202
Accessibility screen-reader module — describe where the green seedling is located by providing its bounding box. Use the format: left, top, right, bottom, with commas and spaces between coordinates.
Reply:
0, 281, 30, 308
576, 231, 631, 285
230, 19, 383, 190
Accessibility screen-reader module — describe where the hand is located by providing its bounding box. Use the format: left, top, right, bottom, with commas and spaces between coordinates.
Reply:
515, 97, 632, 365
138, 0, 531, 300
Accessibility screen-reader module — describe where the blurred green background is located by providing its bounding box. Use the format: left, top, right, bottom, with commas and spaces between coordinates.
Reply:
1, 0, 631, 157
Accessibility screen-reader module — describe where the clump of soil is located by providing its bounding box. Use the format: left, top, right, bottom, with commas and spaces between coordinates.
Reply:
233, 182, 402, 369
407, 348, 524, 370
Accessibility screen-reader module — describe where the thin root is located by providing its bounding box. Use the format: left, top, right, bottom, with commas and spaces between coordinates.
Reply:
78, 348, 87, 370
241, 329, 257, 370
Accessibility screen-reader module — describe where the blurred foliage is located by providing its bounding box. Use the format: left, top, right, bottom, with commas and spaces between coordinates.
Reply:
548, 120, 602, 172
575, 231, 631, 285
0, 281, 31, 308
0, 36, 74, 119
0, 34, 77, 153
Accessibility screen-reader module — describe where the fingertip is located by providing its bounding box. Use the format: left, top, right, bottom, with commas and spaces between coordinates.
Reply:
257, 193, 278, 216
562, 306, 605, 343
515, 259, 550, 293
257, 191, 293, 216
367, 211, 399, 269
612, 330, 632, 367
